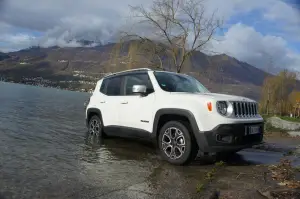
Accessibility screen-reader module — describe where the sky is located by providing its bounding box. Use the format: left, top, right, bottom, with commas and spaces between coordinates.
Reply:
0, 0, 300, 73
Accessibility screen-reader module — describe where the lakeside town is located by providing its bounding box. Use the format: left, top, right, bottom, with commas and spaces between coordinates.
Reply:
0, 70, 108, 93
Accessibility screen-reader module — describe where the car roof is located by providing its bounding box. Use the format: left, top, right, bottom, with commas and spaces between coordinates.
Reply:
102, 68, 190, 79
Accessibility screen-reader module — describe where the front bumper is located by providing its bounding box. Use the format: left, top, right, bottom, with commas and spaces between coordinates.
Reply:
195, 122, 264, 153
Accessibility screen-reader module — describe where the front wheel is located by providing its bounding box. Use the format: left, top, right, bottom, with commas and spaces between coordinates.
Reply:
158, 121, 198, 165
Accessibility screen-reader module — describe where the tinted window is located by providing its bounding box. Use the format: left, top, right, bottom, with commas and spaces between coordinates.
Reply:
124, 73, 154, 95
106, 76, 122, 96
100, 79, 108, 94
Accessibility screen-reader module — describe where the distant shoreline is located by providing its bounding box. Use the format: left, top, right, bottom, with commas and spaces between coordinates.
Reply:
0, 80, 93, 93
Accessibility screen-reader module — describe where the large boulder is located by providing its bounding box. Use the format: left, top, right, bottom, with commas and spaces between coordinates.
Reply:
267, 117, 300, 131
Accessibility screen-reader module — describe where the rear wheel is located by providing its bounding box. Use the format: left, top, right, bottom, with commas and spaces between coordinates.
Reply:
158, 121, 198, 165
87, 115, 103, 145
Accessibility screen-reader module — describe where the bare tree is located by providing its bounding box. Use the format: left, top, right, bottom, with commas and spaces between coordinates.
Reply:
127, 40, 166, 70
108, 39, 167, 71
120, 0, 222, 73
266, 56, 274, 115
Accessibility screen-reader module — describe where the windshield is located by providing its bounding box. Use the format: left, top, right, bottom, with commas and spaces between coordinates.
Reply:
153, 71, 210, 93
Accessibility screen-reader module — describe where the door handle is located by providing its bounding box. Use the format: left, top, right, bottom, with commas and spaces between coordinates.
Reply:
121, 101, 128, 104
100, 101, 105, 103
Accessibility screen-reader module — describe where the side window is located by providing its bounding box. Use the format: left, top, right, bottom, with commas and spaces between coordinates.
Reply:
106, 76, 122, 96
100, 79, 108, 94
124, 73, 154, 95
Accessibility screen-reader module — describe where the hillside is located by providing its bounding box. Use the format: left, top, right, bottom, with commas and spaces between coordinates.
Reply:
0, 52, 10, 61
0, 42, 272, 99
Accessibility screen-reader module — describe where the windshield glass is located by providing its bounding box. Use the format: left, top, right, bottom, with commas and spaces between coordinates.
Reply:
153, 71, 210, 93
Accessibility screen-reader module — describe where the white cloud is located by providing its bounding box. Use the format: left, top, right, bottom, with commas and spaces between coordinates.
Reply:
0, 0, 298, 45
263, 0, 300, 41
0, 0, 152, 50
0, 21, 36, 52
211, 23, 300, 73
0, 0, 299, 73
0, 34, 36, 52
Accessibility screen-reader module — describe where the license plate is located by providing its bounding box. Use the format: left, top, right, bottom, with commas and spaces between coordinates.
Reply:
248, 126, 260, 135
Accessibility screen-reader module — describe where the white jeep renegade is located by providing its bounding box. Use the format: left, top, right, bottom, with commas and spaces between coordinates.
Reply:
85, 68, 264, 165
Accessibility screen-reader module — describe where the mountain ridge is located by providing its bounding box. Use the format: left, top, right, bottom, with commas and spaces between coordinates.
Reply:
0, 42, 272, 99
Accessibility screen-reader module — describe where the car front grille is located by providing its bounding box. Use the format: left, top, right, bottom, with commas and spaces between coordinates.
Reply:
232, 101, 258, 118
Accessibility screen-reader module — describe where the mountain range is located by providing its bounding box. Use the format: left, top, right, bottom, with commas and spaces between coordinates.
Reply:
0, 41, 273, 100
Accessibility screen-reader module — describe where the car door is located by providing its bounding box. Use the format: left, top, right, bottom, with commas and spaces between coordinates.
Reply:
118, 72, 156, 134
99, 76, 123, 127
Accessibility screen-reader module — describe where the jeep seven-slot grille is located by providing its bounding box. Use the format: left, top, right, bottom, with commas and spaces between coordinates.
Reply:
232, 101, 258, 117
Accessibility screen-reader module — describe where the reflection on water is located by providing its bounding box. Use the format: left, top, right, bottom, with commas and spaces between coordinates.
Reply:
0, 82, 299, 199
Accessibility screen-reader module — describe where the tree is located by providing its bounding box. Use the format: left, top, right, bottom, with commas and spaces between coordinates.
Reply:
260, 70, 297, 115
109, 42, 122, 73
260, 76, 274, 114
120, 0, 222, 73
265, 55, 274, 115
127, 40, 166, 70
289, 90, 300, 117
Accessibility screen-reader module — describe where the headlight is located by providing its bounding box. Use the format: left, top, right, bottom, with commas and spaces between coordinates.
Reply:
217, 101, 234, 117
217, 101, 227, 115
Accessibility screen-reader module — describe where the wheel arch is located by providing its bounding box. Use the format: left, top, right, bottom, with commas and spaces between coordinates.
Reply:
152, 108, 208, 152
152, 108, 200, 139
86, 108, 103, 127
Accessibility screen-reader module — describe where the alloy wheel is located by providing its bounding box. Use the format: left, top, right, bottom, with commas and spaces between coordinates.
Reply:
88, 119, 101, 144
161, 127, 186, 160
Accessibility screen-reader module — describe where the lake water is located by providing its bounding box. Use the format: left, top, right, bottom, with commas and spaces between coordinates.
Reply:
0, 82, 299, 199
0, 82, 164, 199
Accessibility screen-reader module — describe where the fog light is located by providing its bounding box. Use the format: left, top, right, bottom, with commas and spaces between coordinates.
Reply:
216, 134, 233, 143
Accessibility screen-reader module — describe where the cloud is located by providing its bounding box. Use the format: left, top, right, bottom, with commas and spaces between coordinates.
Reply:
0, 0, 151, 49
0, 21, 36, 52
211, 23, 300, 73
0, 0, 298, 45
263, 0, 300, 41
0, 0, 299, 73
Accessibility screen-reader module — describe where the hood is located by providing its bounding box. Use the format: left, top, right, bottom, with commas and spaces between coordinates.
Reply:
170, 92, 256, 102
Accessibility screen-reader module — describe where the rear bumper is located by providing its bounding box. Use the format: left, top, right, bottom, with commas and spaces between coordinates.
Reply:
195, 122, 264, 153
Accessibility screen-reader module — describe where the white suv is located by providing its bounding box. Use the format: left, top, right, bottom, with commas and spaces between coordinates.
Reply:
85, 68, 264, 165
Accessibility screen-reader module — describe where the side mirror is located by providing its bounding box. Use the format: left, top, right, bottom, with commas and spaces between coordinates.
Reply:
132, 85, 147, 95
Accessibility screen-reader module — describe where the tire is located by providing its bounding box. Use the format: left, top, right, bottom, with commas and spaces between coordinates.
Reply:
158, 121, 198, 165
87, 115, 103, 145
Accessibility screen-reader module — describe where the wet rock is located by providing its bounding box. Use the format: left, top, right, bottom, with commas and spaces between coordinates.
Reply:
267, 117, 300, 131
287, 131, 300, 137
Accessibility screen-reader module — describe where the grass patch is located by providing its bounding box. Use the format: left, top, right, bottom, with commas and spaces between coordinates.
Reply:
195, 161, 226, 193
262, 114, 300, 123
196, 183, 205, 193
279, 116, 300, 123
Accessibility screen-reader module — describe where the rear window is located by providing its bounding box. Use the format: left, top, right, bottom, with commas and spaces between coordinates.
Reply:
100, 76, 122, 96
100, 79, 107, 94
